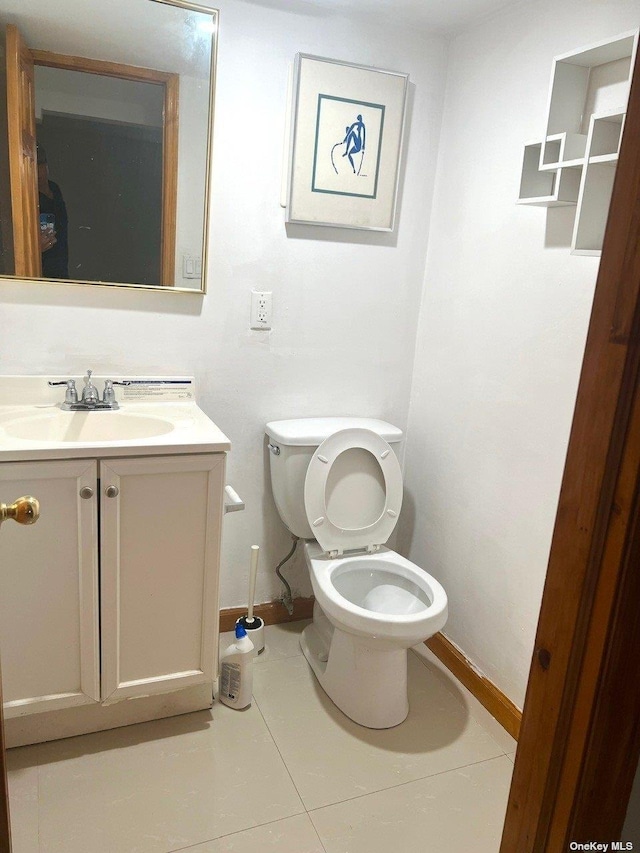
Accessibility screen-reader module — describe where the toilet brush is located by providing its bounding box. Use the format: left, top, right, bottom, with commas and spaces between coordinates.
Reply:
235, 545, 265, 654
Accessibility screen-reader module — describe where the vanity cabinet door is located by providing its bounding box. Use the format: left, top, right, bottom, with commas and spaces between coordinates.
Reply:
100, 454, 225, 703
0, 460, 100, 717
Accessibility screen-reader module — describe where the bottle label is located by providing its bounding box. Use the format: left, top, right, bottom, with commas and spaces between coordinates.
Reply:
220, 662, 242, 703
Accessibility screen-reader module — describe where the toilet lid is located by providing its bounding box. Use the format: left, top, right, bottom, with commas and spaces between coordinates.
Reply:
304, 428, 403, 556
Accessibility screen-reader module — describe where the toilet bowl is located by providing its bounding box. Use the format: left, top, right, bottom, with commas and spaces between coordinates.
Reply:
265, 417, 449, 729
304, 542, 447, 647
301, 542, 447, 728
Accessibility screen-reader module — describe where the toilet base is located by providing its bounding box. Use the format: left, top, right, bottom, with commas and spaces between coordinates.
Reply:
300, 615, 409, 729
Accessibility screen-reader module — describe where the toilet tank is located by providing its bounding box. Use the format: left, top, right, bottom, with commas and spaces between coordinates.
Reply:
265, 417, 403, 539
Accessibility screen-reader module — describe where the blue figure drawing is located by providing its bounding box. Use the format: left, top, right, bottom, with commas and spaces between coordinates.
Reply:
331, 113, 366, 175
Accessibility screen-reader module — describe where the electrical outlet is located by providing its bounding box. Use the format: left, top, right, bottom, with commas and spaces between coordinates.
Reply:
250, 291, 272, 330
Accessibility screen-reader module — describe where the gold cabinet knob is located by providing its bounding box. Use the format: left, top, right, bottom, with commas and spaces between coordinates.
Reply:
0, 496, 40, 527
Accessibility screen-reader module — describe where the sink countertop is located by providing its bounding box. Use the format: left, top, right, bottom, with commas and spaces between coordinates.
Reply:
0, 376, 231, 461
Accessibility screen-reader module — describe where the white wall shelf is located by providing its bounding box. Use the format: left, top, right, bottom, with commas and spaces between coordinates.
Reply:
587, 109, 625, 157
518, 142, 581, 206
571, 160, 617, 256
589, 153, 619, 164
518, 30, 638, 254
539, 132, 587, 171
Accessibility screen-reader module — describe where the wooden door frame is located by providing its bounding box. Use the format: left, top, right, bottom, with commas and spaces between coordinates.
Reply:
30, 50, 179, 287
6, 24, 41, 280
501, 45, 640, 849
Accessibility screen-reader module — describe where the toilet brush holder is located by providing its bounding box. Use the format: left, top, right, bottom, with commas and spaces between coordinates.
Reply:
235, 614, 265, 655
236, 545, 265, 654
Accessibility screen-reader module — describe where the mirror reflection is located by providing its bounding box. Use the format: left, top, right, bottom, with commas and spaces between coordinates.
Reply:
0, 0, 217, 292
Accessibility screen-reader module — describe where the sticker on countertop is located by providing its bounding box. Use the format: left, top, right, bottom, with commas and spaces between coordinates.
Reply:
120, 380, 194, 401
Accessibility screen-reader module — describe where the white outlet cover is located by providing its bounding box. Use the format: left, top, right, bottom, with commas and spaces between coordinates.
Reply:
251, 291, 272, 330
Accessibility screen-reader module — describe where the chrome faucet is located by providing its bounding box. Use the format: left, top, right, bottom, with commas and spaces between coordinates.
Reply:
48, 370, 121, 411
81, 370, 100, 405
47, 378, 78, 407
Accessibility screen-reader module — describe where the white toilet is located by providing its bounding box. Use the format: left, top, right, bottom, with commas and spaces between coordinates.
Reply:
265, 418, 448, 729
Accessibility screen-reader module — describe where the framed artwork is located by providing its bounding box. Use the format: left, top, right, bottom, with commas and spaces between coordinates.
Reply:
286, 54, 409, 231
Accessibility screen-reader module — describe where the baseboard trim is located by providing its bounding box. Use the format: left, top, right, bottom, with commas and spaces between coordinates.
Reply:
219, 597, 315, 633
426, 632, 521, 740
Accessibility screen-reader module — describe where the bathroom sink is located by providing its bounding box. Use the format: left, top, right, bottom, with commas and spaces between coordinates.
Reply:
0, 375, 231, 461
3, 410, 175, 443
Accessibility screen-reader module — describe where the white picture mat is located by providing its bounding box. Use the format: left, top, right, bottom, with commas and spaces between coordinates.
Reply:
287, 55, 408, 231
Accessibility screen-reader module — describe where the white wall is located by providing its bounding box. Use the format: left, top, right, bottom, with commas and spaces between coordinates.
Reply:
397, 0, 640, 708
0, 0, 448, 607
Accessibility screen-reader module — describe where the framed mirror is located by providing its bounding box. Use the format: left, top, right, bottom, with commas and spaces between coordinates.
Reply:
0, 0, 217, 293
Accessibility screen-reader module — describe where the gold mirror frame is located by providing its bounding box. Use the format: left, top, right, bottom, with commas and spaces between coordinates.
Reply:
0, 0, 218, 295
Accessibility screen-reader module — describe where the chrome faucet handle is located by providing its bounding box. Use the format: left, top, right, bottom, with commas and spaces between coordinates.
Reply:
100, 380, 121, 409
48, 378, 78, 405
81, 369, 100, 404
103, 380, 115, 405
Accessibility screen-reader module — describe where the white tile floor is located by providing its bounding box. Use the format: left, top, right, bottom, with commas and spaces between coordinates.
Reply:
7, 620, 516, 852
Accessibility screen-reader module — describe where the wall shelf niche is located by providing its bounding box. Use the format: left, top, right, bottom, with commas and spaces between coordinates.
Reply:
587, 109, 625, 159
517, 29, 638, 255
518, 142, 581, 206
539, 132, 587, 172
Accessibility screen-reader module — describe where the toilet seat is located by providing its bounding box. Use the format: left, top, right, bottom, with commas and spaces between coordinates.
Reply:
304, 427, 403, 557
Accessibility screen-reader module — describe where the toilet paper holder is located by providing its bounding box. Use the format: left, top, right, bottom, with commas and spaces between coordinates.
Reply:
224, 485, 245, 514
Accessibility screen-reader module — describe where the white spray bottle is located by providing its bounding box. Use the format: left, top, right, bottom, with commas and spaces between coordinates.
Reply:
219, 623, 254, 709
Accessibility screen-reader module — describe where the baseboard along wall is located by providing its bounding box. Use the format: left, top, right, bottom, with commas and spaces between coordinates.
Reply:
218, 596, 521, 740
425, 633, 522, 740
219, 596, 315, 633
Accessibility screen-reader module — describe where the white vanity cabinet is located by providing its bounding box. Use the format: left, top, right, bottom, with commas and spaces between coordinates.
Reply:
0, 459, 100, 717
0, 451, 225, 745
100, 454, 224, 702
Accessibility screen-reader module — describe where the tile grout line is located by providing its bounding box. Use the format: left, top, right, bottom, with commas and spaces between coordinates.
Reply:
165, 813, 326, 853
251, 691, 305, 810
307, 814, 331, 853
172, 748, 512, 853
252, 630, 329, 851
305, 752, 512, 816
251, 649, 509, 813
164, 643, 318, 853
154, 636, 314, 853
250, 644, 329, 852
251, 691, 329, 852
252, 640, 508, 812
171, 679, 329, 853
